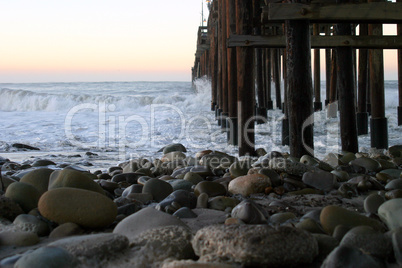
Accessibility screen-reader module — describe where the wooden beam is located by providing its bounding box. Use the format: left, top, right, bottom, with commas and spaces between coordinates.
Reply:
228, 34, 402, 49
264, 3, 402, 23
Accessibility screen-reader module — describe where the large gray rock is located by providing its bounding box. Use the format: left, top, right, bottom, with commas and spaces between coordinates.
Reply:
14, 246, 77, 268
113, 207, 188, 242
192, 225, 318, 266
378, 198, 402, 231
302, 170, 337, 192
321, 245, 383, 268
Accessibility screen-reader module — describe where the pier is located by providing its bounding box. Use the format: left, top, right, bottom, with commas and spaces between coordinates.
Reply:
192, 0, 402, 157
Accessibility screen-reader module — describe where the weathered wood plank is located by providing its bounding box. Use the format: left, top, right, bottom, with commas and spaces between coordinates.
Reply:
228, 34, 402, 49
264, 3, 402, 23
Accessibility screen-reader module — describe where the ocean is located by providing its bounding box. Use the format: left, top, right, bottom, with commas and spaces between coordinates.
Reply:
0, 79, 400, 170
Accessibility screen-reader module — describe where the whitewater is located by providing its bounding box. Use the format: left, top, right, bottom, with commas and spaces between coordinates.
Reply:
0, 79, 400, 169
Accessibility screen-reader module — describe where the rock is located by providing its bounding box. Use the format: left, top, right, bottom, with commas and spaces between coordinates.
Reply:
142, 178, 173, 202
231, 200, 267, 224
389, 145, 402, 158
173, 207, 198, 218
378, 198, 402, 231
208, 196, 240, 211
49, 222, 84, 239
385, 189, 402, 199
302, 170, 337, 192
31, 159, 56, 167
196, 193, 208, 209
111, 172, 143, 184
13, 214, 49, 236
38, 188, 117, 228
200, 152, 236, 169
161, 151, 186, 162
392, 228, 402, 266
320, 205, 385, 235
269, 158, 313, 176
258, 168, 281, 187
331, 170, 350, 182
161, 260, 235, 268
12, 143, 40, 151
194, 181, 226, 197
113, 207, 188, 242
117, 203, 142, 216
312, 234, 339, 262
20, 168, 54, 195
350, 157, 381, 173
296, 218, 326, 234
300, 155, 320, 166
48, 233, 129, 260
5, 182, 41, 213
192, 225, 318, 266
385, 179, 402, 190
14, 246, 77, 268
126, 193, 152, 204
380, 169, 401, 180
228, 174, 271, 196
183, 172, 204, 185
159, 143, 187, 154
156, 190, 197, 212
0, 195, 24, 221
48, 169, 104, 195
364, 193, 386, 214
0, 230, 39, 246
340, 226, 392, 259
321, 245, 383, 268
181, 208, 228, 233
169, 179, 193, 191
269, 212, 296, 225
229, 160, 252, 177
130, 225, 195, 261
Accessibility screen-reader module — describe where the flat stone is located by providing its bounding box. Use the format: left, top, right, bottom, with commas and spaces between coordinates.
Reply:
113, 207, 188, 242
0, 230, 39, 246
302, 170, 337, 192
48, 169, 104, 195
192, 225, 318, 266
14, 246, 77, 268
320, 205, 385, 235
48, 233, 129, 260
38, 187, 117, 228
5, 182, 41, 213
378, 198, 402, 231
194, 181, 226, 197
20, 168, 54, 195
49, 222, 84, 239
228, 174, 271, 197
350, 157, 381, 173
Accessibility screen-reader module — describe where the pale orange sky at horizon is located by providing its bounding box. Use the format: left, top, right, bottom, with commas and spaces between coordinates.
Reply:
0, 1, 400, 83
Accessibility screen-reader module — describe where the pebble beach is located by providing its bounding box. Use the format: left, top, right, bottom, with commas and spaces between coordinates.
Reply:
1, 143, 402, 267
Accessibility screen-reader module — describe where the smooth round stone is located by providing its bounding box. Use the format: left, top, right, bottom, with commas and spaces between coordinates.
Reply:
340, 226, 392, 259
142, 178, 173, 202
113, 207, 188, 242
20, 168, 54, 195
14, 246, 77, 268
170, 179, 194, 191
385, 179, 402, 190
200, 152, 236, 169
173, 207, 198, 218
0, 230, 39, 246
126, 193, 153, 203
300, 155, 319, 166
31, 159, 56, 167
48, 233, 129, 259
302, 170, 337, 192
376, 172, 394, 183
49, 222, 84, 239
5, 182, 41, 213
229, 160, 251, 177
380, 169, 402, 179
161, 143, 187, 154
392, 229, 402, 266
312, 234, 340, 262
13, 214, 49, 236
296, 218, 326, 234
332, 225, 351, 241
208, 196, 240, 211
161, 151, 186, 163
48, 169, 104, 195
377, 159, 397, 170
196, 193, 208, 209
389, 145, 402, 158
0, 195, 24, 221
320, 205, 385, 235
364, 193, 386, 214
350, 157, 381, 173
194, 181, 226, 197
231, 200, 267, 224
112, 172, 144, 184
321, 245, 383, 268
183, 172, 204, 185
378, 198, 402, 231
122, 184, 142, 197
99, 180, 118, 193
117, 202, 142, 216
190, 166, 214, 177
258, 168, 281, 187
269, 212, 296, 225
192, 225, 318, 266
156, 189, 197, 211
385, 189, 402, 199
38, 188, 117, 228
228, 174, 271, 197
195, 149, 213, 159
339, 152, 356, 164
331, 170, 350, 182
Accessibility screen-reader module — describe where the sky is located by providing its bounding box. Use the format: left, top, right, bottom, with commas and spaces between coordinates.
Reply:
0, 0, 209, 82
0, 1, 399, 83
